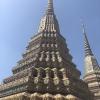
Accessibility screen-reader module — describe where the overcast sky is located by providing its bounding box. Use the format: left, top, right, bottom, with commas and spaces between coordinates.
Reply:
0, 0, 100, 82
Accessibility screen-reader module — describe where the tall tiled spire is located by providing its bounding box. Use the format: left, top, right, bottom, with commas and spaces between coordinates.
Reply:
82, 24, 100, 100
82, 23, 100, 74
0, 1, 93, 100
82, 24, 93, 57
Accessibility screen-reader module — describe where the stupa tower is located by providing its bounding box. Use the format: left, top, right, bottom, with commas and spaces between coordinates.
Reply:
0, 0, 93, 100
82, 24, 100, 100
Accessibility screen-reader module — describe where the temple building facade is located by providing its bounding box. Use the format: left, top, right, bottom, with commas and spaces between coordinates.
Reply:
0, 0, 94, 100
82, 24, 100, 100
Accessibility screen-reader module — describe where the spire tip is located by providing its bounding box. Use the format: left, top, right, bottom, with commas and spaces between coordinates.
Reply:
47, 0, 54, 14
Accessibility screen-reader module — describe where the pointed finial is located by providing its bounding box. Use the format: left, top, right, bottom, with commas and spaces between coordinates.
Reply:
81, 22, 93, 57
82, 23, 86, 34
46, 0, 54, 14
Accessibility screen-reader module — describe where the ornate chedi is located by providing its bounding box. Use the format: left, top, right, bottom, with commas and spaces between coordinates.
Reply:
82, 24, 100, 100
0, 0, 93, 100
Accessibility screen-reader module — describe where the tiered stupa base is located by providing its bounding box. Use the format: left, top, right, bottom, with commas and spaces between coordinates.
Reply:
0, 92, 82, 100
0, 67, 92, 100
